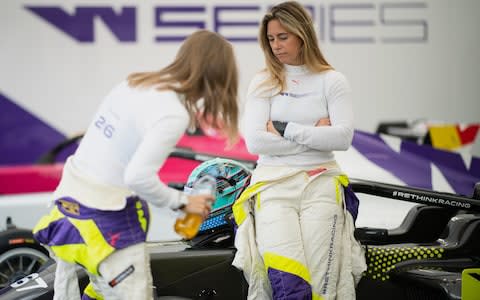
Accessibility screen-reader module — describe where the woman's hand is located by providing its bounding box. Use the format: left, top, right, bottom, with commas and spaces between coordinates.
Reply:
315, 118, 331, 126
185, 194, 213, 218
267, 120, 281, 136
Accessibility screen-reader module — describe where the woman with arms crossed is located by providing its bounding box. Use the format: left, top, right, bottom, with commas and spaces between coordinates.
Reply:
33, 30, 239, 300
234, 2, 366, 299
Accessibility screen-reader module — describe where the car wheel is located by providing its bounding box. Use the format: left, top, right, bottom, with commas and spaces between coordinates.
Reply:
0, 247, 49, 289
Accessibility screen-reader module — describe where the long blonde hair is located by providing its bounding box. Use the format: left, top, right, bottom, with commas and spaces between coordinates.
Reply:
127, 30, 239, 145
258, 1, 333, 94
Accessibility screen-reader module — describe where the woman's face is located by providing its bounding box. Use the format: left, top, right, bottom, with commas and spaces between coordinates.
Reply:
267, 19, 303, 66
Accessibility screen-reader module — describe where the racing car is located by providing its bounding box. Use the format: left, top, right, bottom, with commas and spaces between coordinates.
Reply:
0, 155, 479, 300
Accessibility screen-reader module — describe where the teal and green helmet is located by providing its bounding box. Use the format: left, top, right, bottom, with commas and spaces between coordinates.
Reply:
185, 158, 252, 212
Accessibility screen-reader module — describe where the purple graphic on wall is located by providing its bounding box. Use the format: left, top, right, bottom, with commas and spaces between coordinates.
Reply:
0, 93, 75, 165
352, 130, 480, 196
25, 6, 136, 42
24, 3, 428, 44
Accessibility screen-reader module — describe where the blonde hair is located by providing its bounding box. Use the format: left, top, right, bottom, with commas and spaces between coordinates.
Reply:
258, 1, 333, 94
127, 30, 239, 145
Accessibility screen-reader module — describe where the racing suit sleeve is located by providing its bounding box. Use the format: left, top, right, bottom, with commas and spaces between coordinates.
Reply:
243, 75, 310, 156
123, 114, 189, 209
283, 71, 354, 151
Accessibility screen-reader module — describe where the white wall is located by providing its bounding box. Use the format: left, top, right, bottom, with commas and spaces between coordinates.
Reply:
1, 0, 479, 136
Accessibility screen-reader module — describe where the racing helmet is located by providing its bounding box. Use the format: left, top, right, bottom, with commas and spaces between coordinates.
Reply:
184, 158, 252, 212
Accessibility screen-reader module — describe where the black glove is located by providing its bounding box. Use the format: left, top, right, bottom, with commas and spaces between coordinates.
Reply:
272, 121, 288, 137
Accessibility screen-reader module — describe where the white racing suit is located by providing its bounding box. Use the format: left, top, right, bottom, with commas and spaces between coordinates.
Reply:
232, 162, 366, 300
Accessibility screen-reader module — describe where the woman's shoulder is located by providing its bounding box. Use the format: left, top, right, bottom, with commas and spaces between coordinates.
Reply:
247, 70, 270, 95
250, 69, 270, 84
321, 70, 351, 93
132, 86, 188, 116
321, 69, 349, 83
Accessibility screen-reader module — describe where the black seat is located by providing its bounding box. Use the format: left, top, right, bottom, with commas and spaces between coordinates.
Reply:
473, 182, 480, 200
355, 205, 456, 245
